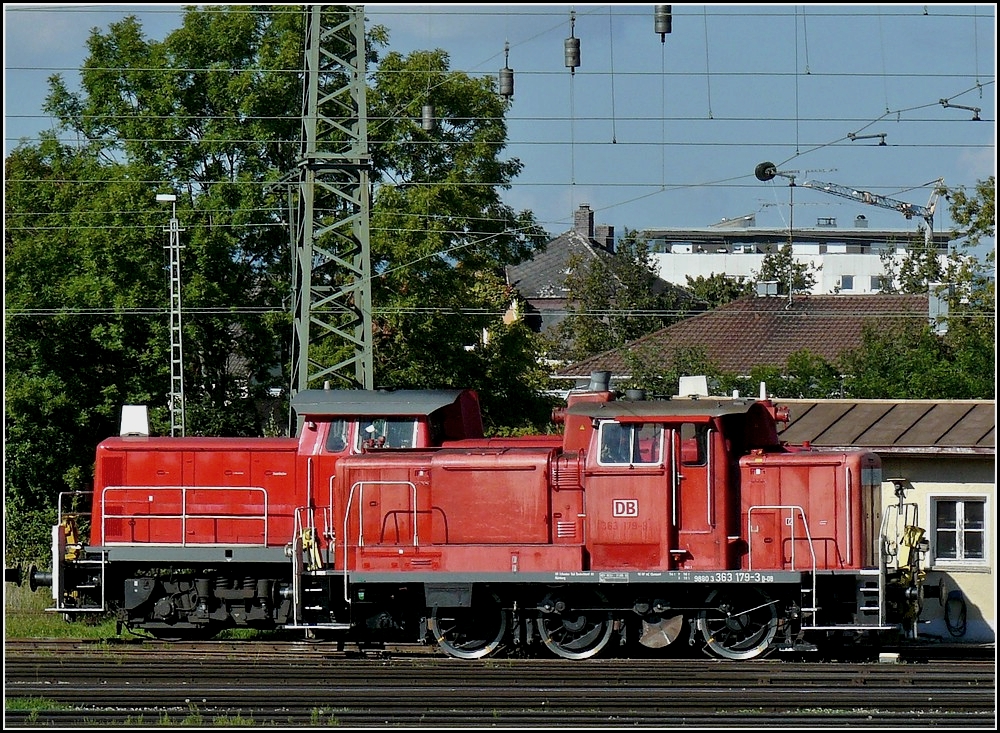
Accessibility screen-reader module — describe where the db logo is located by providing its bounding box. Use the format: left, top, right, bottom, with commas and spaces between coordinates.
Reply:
613, 499, 638, 517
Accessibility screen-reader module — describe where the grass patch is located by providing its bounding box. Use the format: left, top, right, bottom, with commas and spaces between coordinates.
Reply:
5, 581, 118, 639
4, 697, 72, 712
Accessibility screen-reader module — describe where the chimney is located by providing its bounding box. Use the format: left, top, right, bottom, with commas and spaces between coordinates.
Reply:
594, 224, 615, 252
574, 204, 594, 238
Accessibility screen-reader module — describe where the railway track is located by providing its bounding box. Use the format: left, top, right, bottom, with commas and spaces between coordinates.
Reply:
5, 639, 995, 727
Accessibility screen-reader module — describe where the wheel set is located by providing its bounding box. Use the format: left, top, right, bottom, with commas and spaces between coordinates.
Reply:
426, 587, 782, 661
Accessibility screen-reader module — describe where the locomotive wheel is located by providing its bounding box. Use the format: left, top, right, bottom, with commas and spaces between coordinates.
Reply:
696, 587, 778, 660
427, 594, 507, 660
538, 592, 615, 660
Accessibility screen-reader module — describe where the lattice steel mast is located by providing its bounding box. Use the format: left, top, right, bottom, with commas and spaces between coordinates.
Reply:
290, 5, 373, 402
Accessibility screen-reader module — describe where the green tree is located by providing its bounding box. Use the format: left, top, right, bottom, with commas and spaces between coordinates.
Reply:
839, 320, 982, 399
5, 138, 176, 562
937, 176, 995, 400
840, 177, 994, 400
621, 345, 720, 398
753, 243, 818, 295
39, 9, 307, 431
359, 47, 549, 407
549, 229, 695, 362
729, 351, 842, 399
685, 272, 754, 309
5, 7, 554, 561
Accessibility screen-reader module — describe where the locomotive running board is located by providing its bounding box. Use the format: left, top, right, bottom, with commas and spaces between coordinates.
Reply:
802, 624, 898, 631
283, 623, 352, 631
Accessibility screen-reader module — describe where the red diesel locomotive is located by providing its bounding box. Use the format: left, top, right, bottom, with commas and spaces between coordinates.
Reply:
28, 376, 929, 660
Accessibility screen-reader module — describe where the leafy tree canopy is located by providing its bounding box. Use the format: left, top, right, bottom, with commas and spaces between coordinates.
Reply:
685, 272, 754, 309
753, 243, 819, 295
547, 228, 698, 362
4, 6, 555, 562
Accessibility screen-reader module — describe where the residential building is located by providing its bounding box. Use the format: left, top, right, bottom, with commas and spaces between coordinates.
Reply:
642, 213, 952, 295
552, 293, 935, 387
505, 203, 618, 336
506, 204, 700, 338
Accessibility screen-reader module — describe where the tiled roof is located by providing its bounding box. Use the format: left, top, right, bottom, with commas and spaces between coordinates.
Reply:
777, 399, 995, 454
554, 293, 930, 377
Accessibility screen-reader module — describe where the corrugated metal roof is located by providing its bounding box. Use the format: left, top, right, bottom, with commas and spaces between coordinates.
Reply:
778, 399, 995, 454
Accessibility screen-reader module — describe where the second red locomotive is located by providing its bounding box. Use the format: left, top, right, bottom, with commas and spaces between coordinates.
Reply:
29, 375, 929, 660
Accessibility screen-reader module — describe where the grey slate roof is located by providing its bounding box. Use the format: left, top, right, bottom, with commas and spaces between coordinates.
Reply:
505, 229, 609, 300
554, 293, 930, 378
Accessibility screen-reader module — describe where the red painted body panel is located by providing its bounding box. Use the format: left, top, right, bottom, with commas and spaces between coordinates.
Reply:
351, 545, 585, 573
86, 394, 880, 580
92, 437, 300, 547
739, 449, 881, 571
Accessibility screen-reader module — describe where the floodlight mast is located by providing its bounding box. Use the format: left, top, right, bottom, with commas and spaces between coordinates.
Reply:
157, 192, 185, 437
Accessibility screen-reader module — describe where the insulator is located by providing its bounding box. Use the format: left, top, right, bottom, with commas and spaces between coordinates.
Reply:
499, 66, 514, 98
565, 11, 579, 74
499, 41, 514, 98
421, 104, 435, 132
565, 36, 580, 72
655, 5, 672, 41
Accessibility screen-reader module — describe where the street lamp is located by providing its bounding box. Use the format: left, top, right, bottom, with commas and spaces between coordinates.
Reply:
158, 192, 185, 437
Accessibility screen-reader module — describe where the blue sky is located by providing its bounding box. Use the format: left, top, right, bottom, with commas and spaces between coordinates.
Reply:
4, 4, 996, 246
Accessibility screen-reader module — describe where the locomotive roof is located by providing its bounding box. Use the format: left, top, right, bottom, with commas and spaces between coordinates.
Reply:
291, 388, 471, 417
566, 397, 762, 420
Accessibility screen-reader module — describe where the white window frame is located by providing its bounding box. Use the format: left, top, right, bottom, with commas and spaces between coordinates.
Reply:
928, 494, 989, 570
597, 421, 663, 467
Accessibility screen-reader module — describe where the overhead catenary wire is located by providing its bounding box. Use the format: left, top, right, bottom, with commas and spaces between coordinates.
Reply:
4, 6, 992, 246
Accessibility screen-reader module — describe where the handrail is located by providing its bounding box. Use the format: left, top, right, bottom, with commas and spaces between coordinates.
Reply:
100, 485, 268, 546
341, 480, 418, 602
747, 504, 819, 626
747, 504, 816, 572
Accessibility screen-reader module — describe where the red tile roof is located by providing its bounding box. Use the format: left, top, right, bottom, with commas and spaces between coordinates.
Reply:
554, 293, 930, 377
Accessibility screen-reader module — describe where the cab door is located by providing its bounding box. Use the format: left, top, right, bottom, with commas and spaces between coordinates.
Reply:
585, 421, 670, 571
670, 421, 723, 568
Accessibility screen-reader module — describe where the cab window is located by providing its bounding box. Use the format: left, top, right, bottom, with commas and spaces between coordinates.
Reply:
357, 418, 418, 450
679, 422, 709, 466
598, 422, 662, 466
325, 419, 349, 452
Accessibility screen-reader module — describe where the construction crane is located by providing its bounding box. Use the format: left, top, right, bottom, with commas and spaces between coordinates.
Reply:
755, 161, 944, 247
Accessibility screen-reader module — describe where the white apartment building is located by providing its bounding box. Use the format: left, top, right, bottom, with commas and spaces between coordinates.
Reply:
642, 213, 952, 295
